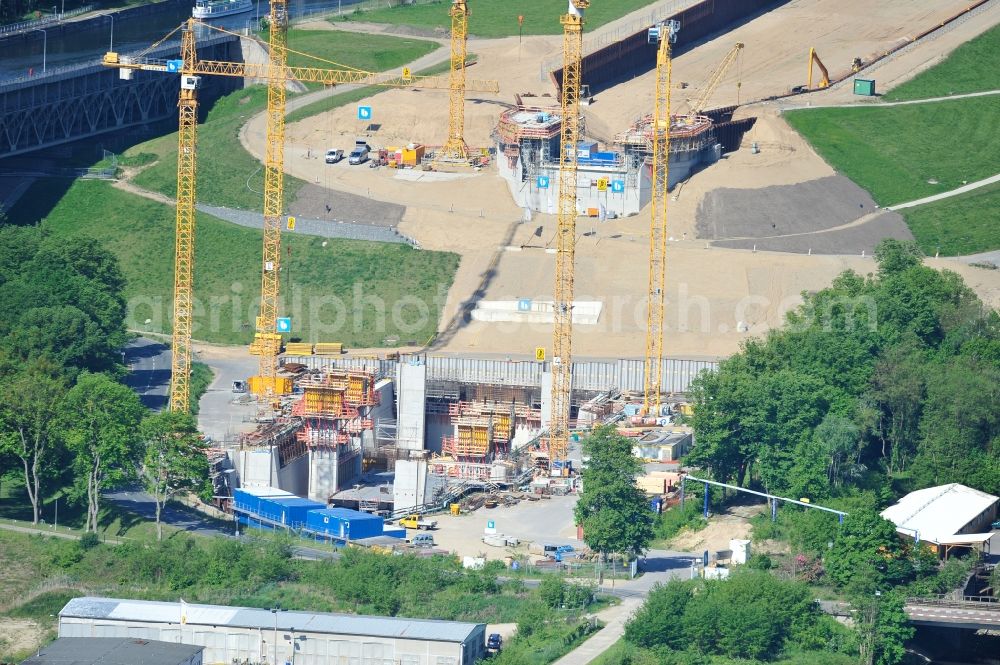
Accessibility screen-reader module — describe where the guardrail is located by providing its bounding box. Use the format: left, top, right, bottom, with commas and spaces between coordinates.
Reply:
907, 595, 1000, 607
0, 4, 97, 36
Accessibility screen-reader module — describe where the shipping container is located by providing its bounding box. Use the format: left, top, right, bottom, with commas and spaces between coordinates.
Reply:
232, 487, 295, 518
305, 507, 384, 541
256, 496, 325, 528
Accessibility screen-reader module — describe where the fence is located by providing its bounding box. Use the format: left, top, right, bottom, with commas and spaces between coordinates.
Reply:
0, 4, 97, 36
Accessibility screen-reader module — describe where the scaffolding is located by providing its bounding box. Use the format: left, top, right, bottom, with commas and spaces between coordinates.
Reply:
614, 113, 714, 155
292, 369, 378, 447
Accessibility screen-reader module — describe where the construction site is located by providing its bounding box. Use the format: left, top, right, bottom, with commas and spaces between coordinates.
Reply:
75, 0, 1000, 527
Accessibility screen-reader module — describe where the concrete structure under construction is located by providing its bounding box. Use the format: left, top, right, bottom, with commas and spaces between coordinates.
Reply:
494, 106, 720, 217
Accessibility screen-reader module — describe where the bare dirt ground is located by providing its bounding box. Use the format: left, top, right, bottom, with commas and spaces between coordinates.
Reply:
0, 618, 46, 660
668, 504, 764, 553
237, 0, 1000, 359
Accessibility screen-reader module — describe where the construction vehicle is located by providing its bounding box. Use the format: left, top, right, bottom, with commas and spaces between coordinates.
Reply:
685, 42, 743, 118
807, 46, 831, 89
549, 0, 590, 463
851, 56, 863, 73
102, 14, 498, 408
642, 18, 679, 416
398, 514, 438, 530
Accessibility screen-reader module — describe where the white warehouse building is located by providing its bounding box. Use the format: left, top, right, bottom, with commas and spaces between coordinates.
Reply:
59, 597, 487, 665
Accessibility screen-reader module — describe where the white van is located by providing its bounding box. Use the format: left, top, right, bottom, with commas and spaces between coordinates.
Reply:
409, 533, 434, 548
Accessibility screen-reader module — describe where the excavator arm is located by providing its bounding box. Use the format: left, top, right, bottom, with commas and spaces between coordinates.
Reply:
808, 46, 830, 89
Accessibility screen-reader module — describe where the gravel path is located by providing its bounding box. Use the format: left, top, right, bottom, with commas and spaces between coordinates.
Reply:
697, 175, 884, 240
712, 211, 913, 255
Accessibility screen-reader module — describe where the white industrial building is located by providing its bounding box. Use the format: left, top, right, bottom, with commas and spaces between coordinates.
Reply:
59, 597, 487, 665
880, 483, 998, 558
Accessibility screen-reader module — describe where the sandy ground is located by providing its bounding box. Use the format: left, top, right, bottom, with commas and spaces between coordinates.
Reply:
236, 0, 1000, 359
0, 617, 46, 659
420, 494, 581, 561
669, 504, 763, 553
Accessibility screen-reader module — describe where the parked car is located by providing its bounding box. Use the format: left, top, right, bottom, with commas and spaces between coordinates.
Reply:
325, 148, 343, 164
409, 533, 434, 548
348, 144, 370, 165
991, 518, 1000, 530
486, 633, 502, 651
398, 514, 437, 530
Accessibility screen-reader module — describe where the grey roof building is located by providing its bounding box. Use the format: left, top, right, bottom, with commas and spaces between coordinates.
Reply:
59, 597, 486, 665
21, 637, 202, 665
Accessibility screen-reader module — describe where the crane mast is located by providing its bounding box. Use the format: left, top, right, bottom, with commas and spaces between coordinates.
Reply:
168, 23, 199, 413
687, 42, 742, 117
642, 20, 679, 416
103, 19, 499, 408
441, 0, 469, 158
550, 0, 589, 461
252, 0, 289, 398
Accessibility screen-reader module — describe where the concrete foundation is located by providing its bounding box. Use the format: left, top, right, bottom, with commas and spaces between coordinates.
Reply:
308, 446, 362, 503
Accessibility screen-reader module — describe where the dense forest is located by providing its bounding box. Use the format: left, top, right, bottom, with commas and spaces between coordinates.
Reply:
687, 239, 1000, 500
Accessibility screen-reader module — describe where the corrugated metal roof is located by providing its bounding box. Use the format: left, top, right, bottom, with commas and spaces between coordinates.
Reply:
880, 483, 998, 544
61, 598, 483, 643
22, 637, 202, 665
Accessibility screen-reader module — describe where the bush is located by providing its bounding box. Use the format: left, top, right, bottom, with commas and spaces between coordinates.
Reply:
747, 553, 773, 570
538, 576, 566, 608
78, 532, 100, 550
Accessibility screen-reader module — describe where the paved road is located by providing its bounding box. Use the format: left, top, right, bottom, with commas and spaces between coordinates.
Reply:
887, 172, 1000, 211
123, 337, 171, 411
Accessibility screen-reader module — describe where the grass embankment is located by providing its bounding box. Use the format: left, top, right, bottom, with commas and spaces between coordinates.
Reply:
11, 179, 457, 346
885, 23, 1000, 100
269, 27, 440, 73
285, 53, 466, 124
0, 529, 600, 663
785, 24, 1000, 255
785, 97, 1000, 206
901, 181, 1000, 256
334, 0, 655, 37
592, 639, 856, 665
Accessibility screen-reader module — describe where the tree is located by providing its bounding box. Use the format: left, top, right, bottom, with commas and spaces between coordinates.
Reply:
63, 373, 145, 532
825, 508, 912, 591
854, 591, 912, 665
573, 424, 654, 557
139, 411, 209, 541
0, 357, 67, 524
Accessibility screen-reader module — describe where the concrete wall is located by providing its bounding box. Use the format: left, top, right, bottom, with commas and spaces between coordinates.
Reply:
59, 617, 486, 665
308, 446, 361, 502
396, 362, 427, 452
393, 459, 427, 513
275, 452, 309, 497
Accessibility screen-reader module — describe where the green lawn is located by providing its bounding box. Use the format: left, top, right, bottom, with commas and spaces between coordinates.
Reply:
901, 181, 1000, 256
885, 23, 1000, 100
131, 86, 301, 211
18, 179, 457, 347
784, 96, 1000, 205
335, 0, 658, 38
285, 54, 463, 124
269, 28, 440, 73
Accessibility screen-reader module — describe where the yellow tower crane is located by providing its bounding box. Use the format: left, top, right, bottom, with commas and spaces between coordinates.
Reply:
252, 0, 290, 398
686, 42, 743, 117
441, 0, 470, 158
642, 19, 680, 417
549, 0, 589, 462
104, 18, 499, 405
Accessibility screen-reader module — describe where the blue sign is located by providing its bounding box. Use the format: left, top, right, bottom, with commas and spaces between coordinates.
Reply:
166, 59, 183, 73
611, 179, 625, 193
487, 520, 495, 529
276, 317, 291, 333
517, 299, 532, 312
536, 176, 550, 189
357, 106, 372, 120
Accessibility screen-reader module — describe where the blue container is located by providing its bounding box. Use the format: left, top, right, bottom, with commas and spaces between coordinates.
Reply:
233, 487, 296, 519
305, 508, 385, 541
259, 496, 325, 528
383, 525, 406, 540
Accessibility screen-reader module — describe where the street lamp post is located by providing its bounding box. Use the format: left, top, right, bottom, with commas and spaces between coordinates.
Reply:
270, 607, 278, 665
32, 28, 47, 73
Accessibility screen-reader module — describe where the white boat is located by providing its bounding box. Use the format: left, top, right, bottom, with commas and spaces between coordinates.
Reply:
192, 0, 254, 19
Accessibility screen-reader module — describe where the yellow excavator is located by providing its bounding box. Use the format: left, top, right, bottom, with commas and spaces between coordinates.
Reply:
807, 46, 830, 89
